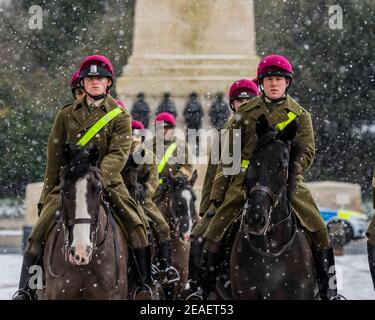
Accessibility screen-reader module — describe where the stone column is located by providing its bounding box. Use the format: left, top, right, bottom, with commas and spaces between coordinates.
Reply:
117, 0, 259, 199
117, 0, 259, 127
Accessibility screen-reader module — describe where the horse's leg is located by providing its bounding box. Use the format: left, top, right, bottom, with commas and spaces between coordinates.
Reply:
170, 237, 190, 299
230, 233, 260, 300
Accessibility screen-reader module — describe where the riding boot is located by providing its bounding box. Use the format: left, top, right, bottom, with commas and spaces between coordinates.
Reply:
133, 246, 154, 300
186, 249, 219, 300
313, 247, 339, 300
158, 240, 180, 284
12, 252, 40, 300
182, 239, 203, 297
367, 241, 375, 291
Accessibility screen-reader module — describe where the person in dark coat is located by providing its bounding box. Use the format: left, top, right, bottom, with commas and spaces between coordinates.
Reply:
131, 92, 150, 128
183, 92, 203, 130
209, 92, 230, 129
155, 92, 177, 119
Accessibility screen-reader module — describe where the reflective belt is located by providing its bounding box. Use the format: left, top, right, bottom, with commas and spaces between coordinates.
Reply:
275, 111, 297, 132
76, 108, 124, 147
241, 111, 298, 170
157, 142, 177, 185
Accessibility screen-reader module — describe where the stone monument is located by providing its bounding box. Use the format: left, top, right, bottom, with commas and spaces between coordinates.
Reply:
117, 0, 259, 126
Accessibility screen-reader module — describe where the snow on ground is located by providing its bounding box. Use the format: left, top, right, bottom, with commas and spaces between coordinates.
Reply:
0, 253, 374, 300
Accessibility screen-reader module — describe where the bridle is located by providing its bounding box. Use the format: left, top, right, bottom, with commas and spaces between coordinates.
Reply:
240, 140, 297, 258
48, 167, 110, 277
165, 182, 195, 234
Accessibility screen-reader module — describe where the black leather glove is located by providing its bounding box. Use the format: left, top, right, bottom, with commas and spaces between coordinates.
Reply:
37, 203, 43, 217
212, 200, 223, 209
135, 183, 146, 202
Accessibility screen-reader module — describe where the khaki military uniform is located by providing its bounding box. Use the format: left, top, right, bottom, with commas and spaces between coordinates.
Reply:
192, 119, 233, 238
198, 95, 327, 250
135, 147, 171, 243
367, 168, 375, 245
144, 137, 194, 202
198, 119, 232, 216
28, 95, 148, 255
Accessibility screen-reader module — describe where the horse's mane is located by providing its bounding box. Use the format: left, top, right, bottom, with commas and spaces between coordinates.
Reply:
254, 131, 278, 152
253, 130, 305, 200
62, 150, 93, 182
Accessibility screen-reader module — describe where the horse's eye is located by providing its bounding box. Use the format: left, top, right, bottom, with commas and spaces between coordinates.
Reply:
90, 183, 101, 192
281, 167, 288, 175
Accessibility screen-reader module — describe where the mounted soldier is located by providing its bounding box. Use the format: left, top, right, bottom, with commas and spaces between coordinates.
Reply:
126, 120, 180, 285
367, 168, 375, 290
69, 70, 86, 100
13, 55, 152, 300
184, 78, 259, 299
144, 112, 194, 204
187, 55, 340, 300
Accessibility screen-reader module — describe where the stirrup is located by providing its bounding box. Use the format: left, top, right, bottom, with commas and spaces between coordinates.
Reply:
133, 284, 154, 300
331, 294, 346, 300
151, 264, 161, 282
186, 290, 203, 301
184, 279, 196, 290
166, 266, 180, 284
151, 264, 168, 285
12, 289, 33, 300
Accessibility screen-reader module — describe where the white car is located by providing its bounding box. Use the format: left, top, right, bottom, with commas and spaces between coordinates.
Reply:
319, 208, 369, 244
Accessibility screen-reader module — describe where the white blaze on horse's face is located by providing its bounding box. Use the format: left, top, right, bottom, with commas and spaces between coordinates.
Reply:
70, 176, 93, 265
181, 189, 192, 241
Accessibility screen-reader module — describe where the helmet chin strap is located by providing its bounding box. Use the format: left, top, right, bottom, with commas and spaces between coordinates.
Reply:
259, 85, 290, 103
85, 86, 110, 101
87, 92, 107, 101
230, 101, 249, 112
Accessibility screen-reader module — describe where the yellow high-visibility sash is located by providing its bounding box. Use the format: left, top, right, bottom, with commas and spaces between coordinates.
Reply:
275, 111, 297, 132
157, 142, 177, 185
77, 108, 123, 147
242, 111, 298, 169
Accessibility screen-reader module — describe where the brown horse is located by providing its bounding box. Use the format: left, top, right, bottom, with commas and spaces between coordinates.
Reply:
228, 116, 319, 300
39, 144, 128, 299
154, 171, 198, 299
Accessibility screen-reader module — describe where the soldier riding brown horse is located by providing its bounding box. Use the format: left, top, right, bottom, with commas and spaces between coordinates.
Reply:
38, 144, 129, 299
154, 171, 198, 299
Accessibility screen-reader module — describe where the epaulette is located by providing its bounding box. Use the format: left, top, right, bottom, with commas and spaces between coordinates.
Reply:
60, 102, 73, 110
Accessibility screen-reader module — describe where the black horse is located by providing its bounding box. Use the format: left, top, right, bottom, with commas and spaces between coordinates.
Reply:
229, 115, 319, 300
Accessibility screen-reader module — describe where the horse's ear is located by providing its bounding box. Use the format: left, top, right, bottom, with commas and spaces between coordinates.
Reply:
278, 120, 298, 143
256, 114, 271, 137
89, 145, 100, 167
142, 171, 150, 185
189, 169, 198, 187
126, 153, 137, 167
167, 171, 178, 185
